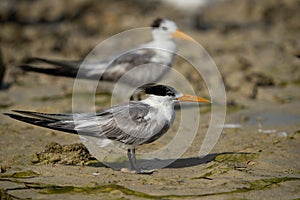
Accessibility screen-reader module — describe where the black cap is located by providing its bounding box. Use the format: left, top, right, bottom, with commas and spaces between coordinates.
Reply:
139, 83, 177, 97
151, 18, 163, 28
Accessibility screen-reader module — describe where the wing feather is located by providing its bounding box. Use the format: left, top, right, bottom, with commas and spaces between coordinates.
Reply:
6, 101, 171, 146
20, 48, 170, 85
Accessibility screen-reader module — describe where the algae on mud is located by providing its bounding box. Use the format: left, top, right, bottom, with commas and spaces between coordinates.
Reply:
2, 177, 299, 199
1, 170, 40, 179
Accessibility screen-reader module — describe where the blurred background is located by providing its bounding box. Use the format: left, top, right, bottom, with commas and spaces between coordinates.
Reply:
0, 0, 299, 109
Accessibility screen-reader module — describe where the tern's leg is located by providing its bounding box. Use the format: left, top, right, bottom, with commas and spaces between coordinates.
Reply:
126, 148, 154, 174
127, 147, 141, 173
132, 148, 137, 168
127, 149, 134, 170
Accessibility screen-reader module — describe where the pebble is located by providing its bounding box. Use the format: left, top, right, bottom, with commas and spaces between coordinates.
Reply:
92, 172, 101, 176
258, 129, 277, 134
222, 124, 242, 129
277, 132, 288, 137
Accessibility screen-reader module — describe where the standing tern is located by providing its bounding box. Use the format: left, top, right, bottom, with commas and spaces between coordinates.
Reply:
5, 84, 210, 173
20, 18, 194, 86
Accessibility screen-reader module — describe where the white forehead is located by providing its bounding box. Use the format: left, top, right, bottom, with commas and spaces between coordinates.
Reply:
161, 19, 178, 30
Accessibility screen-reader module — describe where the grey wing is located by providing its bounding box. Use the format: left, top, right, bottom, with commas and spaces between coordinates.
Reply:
75, 102, 170, 145
91, 49, 171, 85
21, 48, 170, 84
6, 103, 170, 145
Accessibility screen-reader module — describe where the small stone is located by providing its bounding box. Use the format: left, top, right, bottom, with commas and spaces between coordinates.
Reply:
109, 189, 123, 197
277, 132, 288, 137
92, 172, 101, 176
247, 161, 256, 166
121, 168, 136, 174
31, 153, 40, 163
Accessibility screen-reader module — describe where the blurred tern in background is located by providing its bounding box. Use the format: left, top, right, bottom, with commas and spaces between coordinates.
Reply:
20, 18, 194, 86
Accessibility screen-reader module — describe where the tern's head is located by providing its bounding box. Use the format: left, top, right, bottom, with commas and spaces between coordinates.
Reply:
136, 83, 210, 104
151, 18, 194, 42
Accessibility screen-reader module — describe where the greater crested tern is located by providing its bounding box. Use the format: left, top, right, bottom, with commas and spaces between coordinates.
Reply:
19, 18, 194, 86
5, 84, 210, 173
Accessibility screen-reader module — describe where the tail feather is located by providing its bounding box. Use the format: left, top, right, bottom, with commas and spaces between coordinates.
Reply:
12, 110, 75, 121
20, 57, 88, 78
4, 112, 77, 134
19, 64, 79, 78
26, 57, 82, 68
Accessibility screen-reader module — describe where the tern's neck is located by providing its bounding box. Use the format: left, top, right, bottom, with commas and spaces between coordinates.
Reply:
146, 38, 177, 51
142, 39, 177, 65
142, 95, 176, 123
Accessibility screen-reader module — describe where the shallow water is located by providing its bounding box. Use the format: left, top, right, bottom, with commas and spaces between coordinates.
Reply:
246, 112, 300, 126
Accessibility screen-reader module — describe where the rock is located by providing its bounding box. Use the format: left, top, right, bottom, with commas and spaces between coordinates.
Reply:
33, 142, 92, 165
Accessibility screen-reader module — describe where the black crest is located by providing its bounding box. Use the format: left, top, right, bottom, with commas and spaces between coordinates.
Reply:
140, 83, 177, 97
151, 18, 163, 28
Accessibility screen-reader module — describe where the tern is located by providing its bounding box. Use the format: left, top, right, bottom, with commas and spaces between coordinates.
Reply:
19, 18, 194, 86
5, 84, 209, 173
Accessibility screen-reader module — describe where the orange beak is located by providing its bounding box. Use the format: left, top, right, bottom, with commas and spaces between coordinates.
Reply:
177, 94, 211, 103
172, 30, 195, 42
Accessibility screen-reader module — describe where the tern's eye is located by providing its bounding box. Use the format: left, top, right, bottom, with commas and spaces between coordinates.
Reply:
161, 26, 168, 31
166, 91, 173, 96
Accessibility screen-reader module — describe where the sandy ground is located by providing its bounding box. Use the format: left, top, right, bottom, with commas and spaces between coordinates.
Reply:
0, 0, 300, 199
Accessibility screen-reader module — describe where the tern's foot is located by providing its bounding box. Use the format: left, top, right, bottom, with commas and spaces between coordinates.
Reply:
121, 168, 136, 174
121, 168, 156, 174
136, 169, 156, 174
